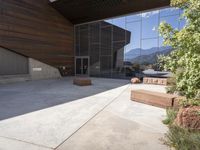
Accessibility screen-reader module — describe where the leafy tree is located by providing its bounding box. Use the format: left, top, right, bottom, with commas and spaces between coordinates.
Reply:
159, 0, 200, 99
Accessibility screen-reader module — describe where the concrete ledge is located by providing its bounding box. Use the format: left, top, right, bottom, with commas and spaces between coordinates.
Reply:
0, 75, 30, 84
29, 58, 61, 80
131, 89, 177, 108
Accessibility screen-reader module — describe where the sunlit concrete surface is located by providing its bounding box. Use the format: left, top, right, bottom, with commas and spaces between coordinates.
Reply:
0, 78, 169, 150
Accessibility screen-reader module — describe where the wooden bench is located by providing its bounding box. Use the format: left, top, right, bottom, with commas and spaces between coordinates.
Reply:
73, 78, 92, 86
131, 89, 177, 108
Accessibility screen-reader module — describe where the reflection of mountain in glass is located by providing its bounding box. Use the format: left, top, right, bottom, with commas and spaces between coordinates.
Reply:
125, 46, 172, 64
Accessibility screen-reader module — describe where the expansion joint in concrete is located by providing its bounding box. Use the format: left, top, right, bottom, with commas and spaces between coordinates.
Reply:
0, 135, 54, 150
54, 84, 130, 150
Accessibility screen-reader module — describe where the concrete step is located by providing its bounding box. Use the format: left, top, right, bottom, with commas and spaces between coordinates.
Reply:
0, 74, 31, 84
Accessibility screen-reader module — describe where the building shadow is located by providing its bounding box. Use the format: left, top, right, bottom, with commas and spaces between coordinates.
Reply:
0, 77, 129, 121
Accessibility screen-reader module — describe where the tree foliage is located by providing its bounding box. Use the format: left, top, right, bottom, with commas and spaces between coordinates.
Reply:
159, 0, 200, 99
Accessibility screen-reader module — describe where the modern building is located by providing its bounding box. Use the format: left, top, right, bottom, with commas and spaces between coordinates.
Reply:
0, 0, 185, 82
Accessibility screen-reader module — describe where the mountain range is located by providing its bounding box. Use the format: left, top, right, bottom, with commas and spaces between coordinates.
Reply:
125, 46, 171, 60
125, 46, 172, 64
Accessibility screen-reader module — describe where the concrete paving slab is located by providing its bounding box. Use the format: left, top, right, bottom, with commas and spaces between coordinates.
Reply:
0, 78, 169, 150
57, 111, 168, 150
106, 84, 168, 133
0, 137, 52, 150
0, 77, 128, 120
0, 78, 129, 149
56, 84, 169, 150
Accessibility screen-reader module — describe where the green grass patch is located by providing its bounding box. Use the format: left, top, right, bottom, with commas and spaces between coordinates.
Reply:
164, 125, 200, 150
162, 108, 177, 125
162, 108, 200, 150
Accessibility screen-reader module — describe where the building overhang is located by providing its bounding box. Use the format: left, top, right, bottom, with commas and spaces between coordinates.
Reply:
50, 0, 170, 24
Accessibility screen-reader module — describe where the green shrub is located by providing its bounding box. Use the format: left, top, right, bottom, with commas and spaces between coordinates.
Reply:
166, 86, 177, 94
159, 0, 200, 148
158, 0, 200, 99
164, 125, 200, 150
162, 107, 200, 150
165, 76, 178, 94
181, 98, 200, 107
162, 108, 177, 125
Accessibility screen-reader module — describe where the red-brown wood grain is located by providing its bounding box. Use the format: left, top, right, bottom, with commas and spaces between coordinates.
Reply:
0, 0, 74, 70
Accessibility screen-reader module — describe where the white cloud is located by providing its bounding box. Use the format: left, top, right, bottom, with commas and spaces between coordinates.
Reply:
152, 26, 157, 31
142, 10, 159, 18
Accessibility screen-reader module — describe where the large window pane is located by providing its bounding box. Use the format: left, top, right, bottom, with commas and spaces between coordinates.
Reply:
124, 21, 142, 77
90, 44, 100, 76
105, 19, 113, 24
90, 23, 100, 43
101, 26, 112, 55
160, 15, 179, 29
141, 39, 158, 51
159, 15, 179, 50
160, 7, 180, 17
113, 26, 125, 41
142, 10, 159, 39
141, 39, 159, 70
100, 56, 111, 77
126, 14, 141, 22
125, 22, 141, 61
112, 41, 125, 78
112, 17, 126, 30
75, 26, 80, 56
80, 29, 89, 56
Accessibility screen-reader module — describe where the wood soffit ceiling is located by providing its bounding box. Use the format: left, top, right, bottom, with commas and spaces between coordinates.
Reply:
50, 0, 170, 24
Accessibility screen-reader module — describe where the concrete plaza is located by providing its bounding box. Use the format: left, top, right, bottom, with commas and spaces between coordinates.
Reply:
0, 77, 169, 150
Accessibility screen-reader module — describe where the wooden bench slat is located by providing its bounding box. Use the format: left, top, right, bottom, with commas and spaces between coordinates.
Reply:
131, 90, 177, 108
133, 90, 175, 98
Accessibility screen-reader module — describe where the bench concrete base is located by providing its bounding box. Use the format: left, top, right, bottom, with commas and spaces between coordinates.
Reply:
73, 78, 92, 86
131, 90, 177, 108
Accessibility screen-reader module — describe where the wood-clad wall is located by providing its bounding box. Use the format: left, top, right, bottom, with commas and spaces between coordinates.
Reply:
0, 0, 74, 73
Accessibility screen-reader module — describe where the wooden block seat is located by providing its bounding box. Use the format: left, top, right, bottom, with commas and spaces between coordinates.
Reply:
131, 89, 177, 108
73, 77, 92, 86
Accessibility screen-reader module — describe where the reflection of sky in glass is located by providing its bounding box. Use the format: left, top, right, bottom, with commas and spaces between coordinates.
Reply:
126, 14, 141, 22
125, 22, 141, 52
142, 10, 159, 39
142, 39, 158, 50
160, 15, 179, 29
159, 37, 164, 47
105, 19, 113, 24
105, 7, 184, 53
179, 17, 186, 29
160, 7, 180, 17
112, 17, 126, 29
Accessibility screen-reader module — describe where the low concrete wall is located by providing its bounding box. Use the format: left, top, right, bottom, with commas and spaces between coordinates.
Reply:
0, 75, 30, 84
29, 58, 61, 80
0, 57, 61, 84
0, 47, 29, 75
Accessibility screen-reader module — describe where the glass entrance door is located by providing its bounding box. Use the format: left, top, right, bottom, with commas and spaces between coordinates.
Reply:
75, 56, 89, 76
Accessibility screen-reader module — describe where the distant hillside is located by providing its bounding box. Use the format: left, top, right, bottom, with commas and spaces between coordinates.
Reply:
125, 46, 171, 61
129, 47, 172, 64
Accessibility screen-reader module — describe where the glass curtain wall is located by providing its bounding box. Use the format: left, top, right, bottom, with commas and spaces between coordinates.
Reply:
75, 7, 185, 79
